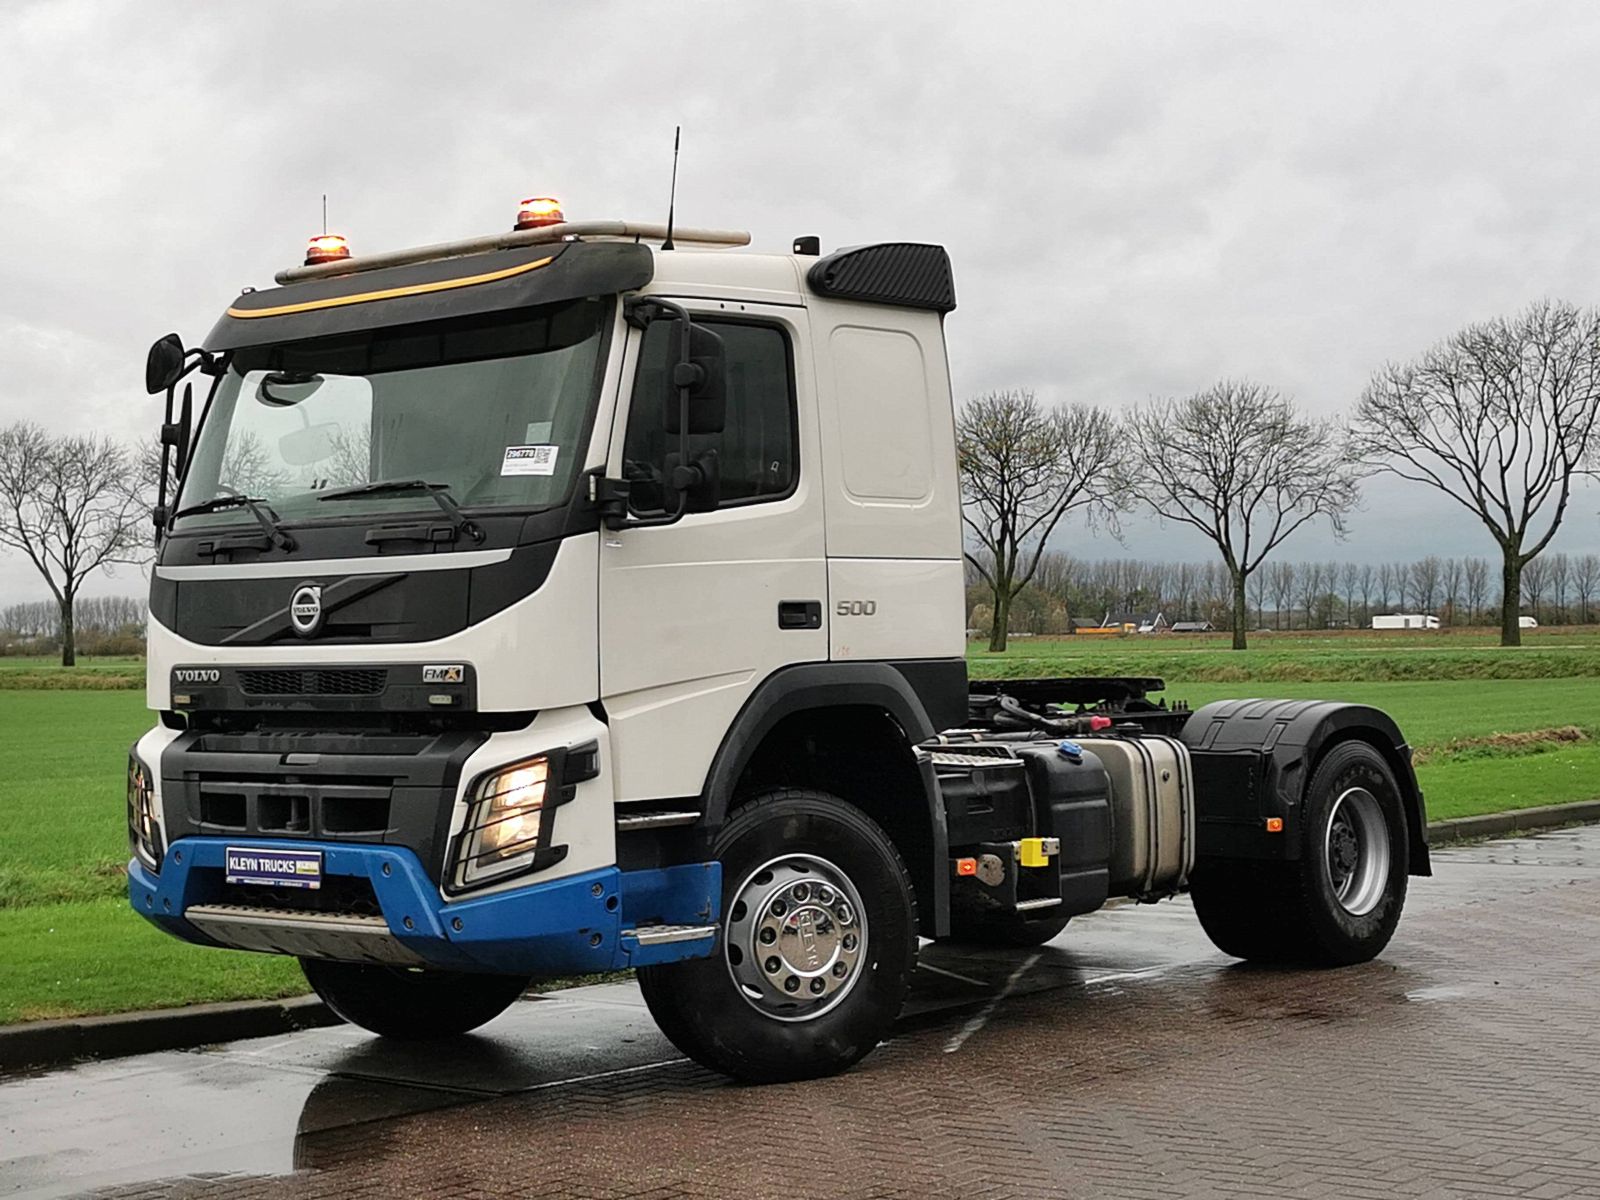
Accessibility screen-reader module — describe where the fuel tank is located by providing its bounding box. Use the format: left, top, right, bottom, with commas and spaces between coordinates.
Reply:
1072, 734, 1195, 899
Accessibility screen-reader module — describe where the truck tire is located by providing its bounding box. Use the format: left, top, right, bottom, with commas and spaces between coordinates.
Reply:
299, 959, 531, 1040
637, 788, 918, 1084
1191, 739, 1409, 966
942, 911, 1071, 948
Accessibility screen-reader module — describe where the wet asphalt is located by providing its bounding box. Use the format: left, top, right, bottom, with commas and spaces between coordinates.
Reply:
3, 825, 1599, 1199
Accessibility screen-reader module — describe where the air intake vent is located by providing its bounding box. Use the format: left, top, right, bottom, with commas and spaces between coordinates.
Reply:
238, 668, 388, 696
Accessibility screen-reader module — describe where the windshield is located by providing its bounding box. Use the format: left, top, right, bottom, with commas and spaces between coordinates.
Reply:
174, 298, 610, 530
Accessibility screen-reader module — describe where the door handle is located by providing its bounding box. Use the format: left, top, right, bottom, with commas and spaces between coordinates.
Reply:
778, 601, 822, 630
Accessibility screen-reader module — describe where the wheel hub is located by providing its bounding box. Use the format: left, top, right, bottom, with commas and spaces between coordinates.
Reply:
1324, 787, 1392, 917
725, 856, 867, 1021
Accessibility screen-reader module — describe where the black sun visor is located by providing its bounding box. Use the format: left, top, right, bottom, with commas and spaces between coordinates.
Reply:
204, 241, 653, 352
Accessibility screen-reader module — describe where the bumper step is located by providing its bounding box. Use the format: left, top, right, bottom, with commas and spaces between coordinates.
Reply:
184, 903, 422, 965
621, 924, 718, 946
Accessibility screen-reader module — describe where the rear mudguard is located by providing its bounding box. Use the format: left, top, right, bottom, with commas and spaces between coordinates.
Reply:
1180, 699, 1431, 876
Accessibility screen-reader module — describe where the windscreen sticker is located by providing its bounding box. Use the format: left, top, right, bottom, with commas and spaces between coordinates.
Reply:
524, 421, 553, 443
501, 444, 559, 476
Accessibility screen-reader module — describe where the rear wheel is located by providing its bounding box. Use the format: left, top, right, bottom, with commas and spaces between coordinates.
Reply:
637, 788, 918, 1083
300, 959, 531, 1040
1191, 740, 1409, 966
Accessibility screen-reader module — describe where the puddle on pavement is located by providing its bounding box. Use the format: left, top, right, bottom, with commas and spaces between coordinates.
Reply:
1404, 984, 1469, 1003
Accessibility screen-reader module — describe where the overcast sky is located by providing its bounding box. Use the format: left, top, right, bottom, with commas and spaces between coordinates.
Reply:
4, 0, 1600, 605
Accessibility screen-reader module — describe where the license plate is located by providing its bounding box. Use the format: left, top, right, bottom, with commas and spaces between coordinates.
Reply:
225, 846, 323, 890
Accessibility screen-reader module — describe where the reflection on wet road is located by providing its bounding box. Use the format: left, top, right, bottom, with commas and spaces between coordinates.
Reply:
4, 826, 1599, 1199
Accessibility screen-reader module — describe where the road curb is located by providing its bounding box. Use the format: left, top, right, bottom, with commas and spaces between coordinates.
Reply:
1427, 801, 1600, 845
0, 994, 335, 1075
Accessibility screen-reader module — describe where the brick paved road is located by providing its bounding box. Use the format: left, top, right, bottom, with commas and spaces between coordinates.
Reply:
6, 826, 1600, 1199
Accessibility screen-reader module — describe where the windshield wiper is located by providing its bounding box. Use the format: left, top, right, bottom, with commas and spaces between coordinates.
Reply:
317, 479, 483, 543
170, 494, 296, 551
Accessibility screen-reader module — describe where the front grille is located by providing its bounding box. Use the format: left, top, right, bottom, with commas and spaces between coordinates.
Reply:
237, 668, 388, 696
214, 872, 383, 918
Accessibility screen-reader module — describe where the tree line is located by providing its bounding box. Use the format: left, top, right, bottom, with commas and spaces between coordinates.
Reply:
1, 594, 146, 656
967, 552, 1600, 636
960, 300, 1600, 650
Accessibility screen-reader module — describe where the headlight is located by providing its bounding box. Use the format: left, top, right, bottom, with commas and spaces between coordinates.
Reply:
127, 752, 164, 872
450, 756, 561, 891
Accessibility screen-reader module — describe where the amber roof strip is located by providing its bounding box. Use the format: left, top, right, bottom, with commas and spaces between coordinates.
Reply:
228, 255, 556, 319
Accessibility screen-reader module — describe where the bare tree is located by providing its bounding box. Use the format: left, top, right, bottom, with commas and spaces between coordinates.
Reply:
1376, 562, 1396, 614
1522, 554, 1548, 624
1340, 562, 1360, 628
1353, 300, 1600, 645
957, 389, 1122, 651
1127, 381, 1359, 649
1358, 563, 1375, 627
1464, 556, 1490, 623
1269, 560, 1297, 630
1575, 554, 1600, 625
0, 422, 150, 665
1441, 558, 1464, 626
1247, 567, 1268, 629
1298, 561, 1324, 630
1410, 556, 1441, 616
1549, 552, 1572, 624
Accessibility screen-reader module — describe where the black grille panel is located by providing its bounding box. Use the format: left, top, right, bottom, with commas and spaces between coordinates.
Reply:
215, 872, 383, 918
238, 668, 388, 696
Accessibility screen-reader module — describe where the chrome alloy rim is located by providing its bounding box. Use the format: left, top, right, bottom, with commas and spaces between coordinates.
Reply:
1325, 787, 1391, 917
724, 855, 868, 1023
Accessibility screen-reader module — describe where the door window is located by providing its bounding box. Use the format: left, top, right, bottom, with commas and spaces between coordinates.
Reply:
622, 319, 796, 514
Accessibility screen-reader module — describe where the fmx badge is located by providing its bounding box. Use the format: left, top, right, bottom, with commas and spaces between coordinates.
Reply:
422, 664, 465, 684
289, 582, 324, 637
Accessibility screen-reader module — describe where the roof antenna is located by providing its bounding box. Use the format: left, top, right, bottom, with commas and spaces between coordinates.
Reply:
321, 193, 328, 235
662, 126, 680, 251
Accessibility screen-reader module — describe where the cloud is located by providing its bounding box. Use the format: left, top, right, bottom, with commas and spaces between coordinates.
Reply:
2, 0, 1599, 604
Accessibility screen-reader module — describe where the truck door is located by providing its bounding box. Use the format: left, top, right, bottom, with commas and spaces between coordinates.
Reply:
599, 303, 826, 803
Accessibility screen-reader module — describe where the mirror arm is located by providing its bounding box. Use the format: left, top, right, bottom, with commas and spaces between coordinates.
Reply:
153, 382, 176, 541
606, 296, 700, 531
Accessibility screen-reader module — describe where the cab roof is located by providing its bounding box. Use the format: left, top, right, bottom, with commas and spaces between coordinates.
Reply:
204, 222, 953, 351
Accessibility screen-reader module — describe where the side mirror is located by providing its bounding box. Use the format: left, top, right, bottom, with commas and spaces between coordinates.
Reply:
145, 333, 186, 395
662, 322, 727, 435
664, 447, 720, 513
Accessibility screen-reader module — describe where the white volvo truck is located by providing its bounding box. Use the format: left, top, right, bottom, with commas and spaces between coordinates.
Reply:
128, 202, 1429, 1082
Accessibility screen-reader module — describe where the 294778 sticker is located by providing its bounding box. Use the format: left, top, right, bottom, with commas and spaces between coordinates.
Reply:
501, 444, 559, 477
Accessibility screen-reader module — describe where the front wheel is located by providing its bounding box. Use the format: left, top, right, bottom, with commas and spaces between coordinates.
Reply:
1191, 740, 1409, 966
637, 788, 918, 1083
300, 959, 531, 1040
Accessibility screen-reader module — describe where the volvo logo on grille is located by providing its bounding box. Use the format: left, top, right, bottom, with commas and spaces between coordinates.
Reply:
289, 583, 324, 637
173, 668, 220, 684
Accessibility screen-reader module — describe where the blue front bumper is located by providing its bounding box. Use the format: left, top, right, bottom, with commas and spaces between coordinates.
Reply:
129, 838, 720, 977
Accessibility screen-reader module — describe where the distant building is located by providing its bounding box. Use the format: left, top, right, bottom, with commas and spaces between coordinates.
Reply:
1103, 611, 1168, 634
1171, 621, 1215, 633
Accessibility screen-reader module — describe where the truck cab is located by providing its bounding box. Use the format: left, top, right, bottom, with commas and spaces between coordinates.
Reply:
129, 205, 1428, 1082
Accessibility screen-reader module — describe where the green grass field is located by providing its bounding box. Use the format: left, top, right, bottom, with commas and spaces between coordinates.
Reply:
0, 690, 303, 1022
1, 632, 1598, 1023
